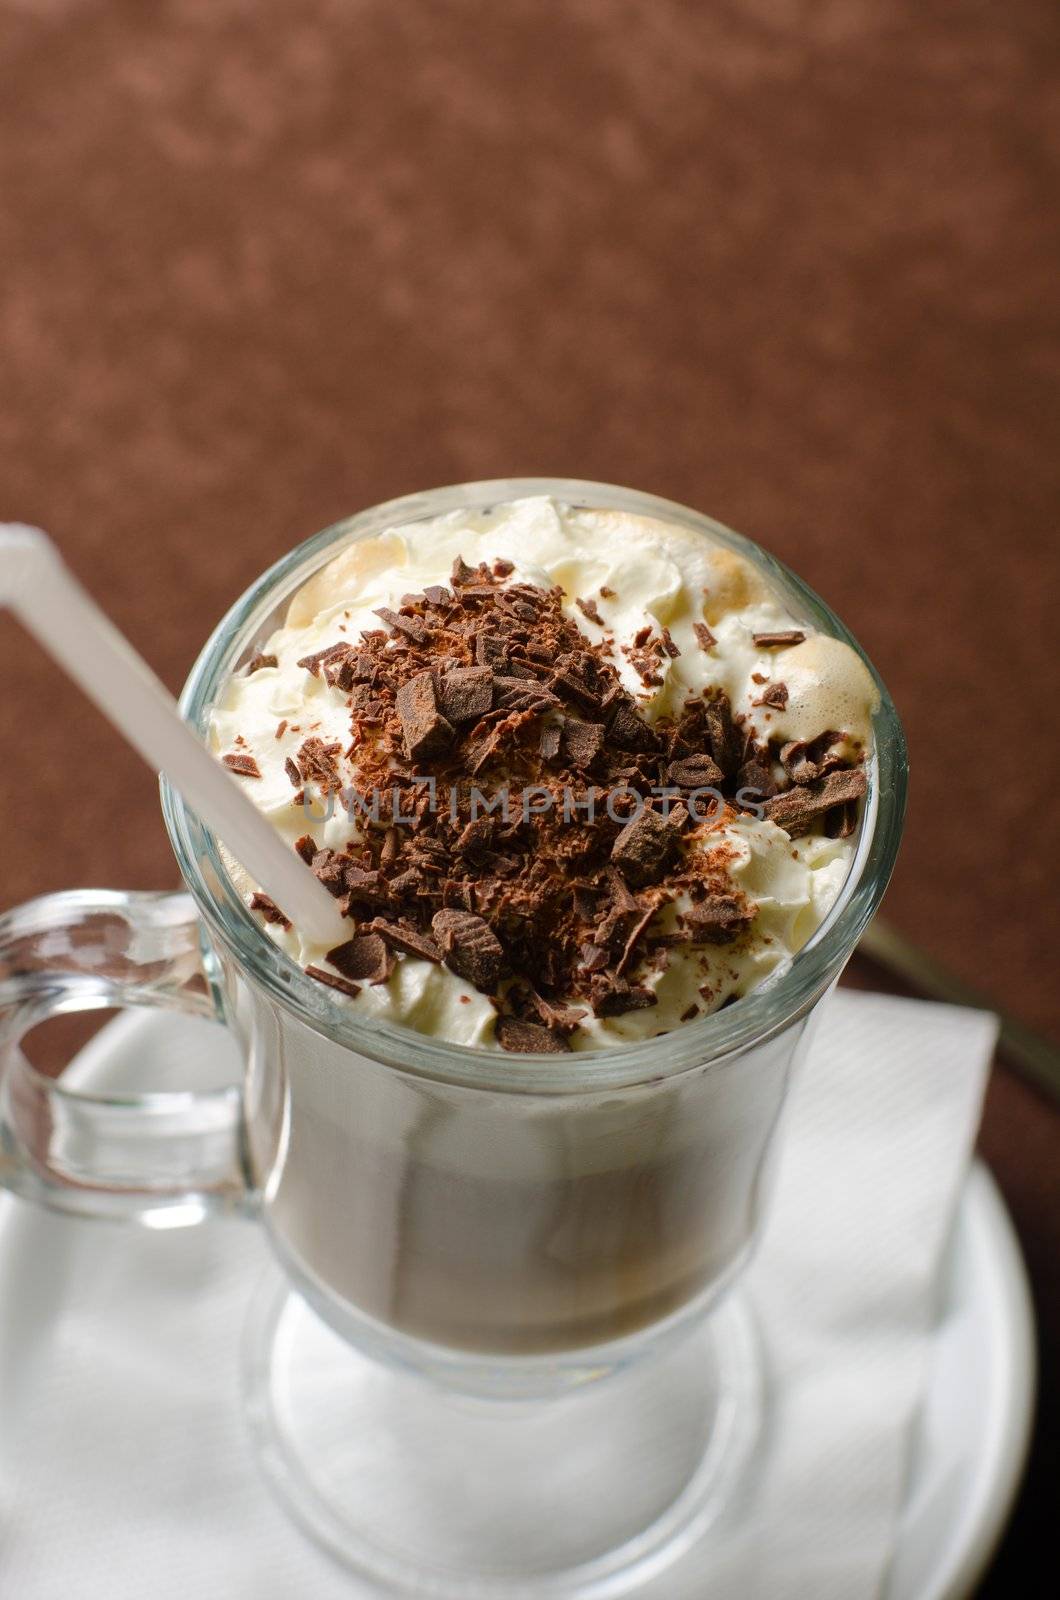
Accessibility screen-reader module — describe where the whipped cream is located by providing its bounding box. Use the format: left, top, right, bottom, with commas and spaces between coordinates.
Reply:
209, 497, 878, 1049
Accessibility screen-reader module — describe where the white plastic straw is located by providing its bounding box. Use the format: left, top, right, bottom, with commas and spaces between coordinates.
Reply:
1, 524, 346, 947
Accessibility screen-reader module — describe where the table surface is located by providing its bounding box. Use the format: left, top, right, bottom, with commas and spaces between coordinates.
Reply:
1, 2, 1057, 1591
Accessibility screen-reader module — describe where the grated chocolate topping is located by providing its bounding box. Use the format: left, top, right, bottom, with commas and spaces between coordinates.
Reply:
246, 562, 867, 1048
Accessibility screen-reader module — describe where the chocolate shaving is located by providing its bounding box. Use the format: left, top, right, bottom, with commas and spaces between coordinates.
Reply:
455, 816, 494, 854
250, 893, 291, 929
342, 867, 385, 906
431, 908, 505, 991
306, 965, 362, 999
703, 693, 739, 776
222, 752, 262, 778
610, 807, 680, 887
297, 643, 350, 677
762, 767, 868, 836
388, 867, 425, 899
284, 756, 302, 787
608, 700, 661, 753
326, 934, 393, 985
519, 987, 586, 1035
667, 753, 725, 790
551, 652, 609, 712
368, 919, 443, 963
327, 646, 373, 692
294, 835, 317, 865
295, 736, 343, 794
616, 903, 658, 976
437, 666, 494, 723
493, 676, 558, 712
780, 740, 814, 783
310, 847, 353, 897
780, 733, 846, 785
575, 596, 604, 626
826, 801, 859, 840
693, 621, 717, 651
753, 682, 789, 710
247, 652, 278, 673
475, 632, 507, 667
579, 942, 609, 973
451, 556, 478, 586
572, 885, 598, 921
374, 606, 428, 643
605, 865, 639, 912
736, 757, 777, 801
465, 721, 508, 775
753, 630, 806, 649
624, 649, 663, 686
495, 1017, 570, 1054
589, 974, 658, 1017
396, 671, 454, 760
561, 718, 605, 770
684, 893, 755, 945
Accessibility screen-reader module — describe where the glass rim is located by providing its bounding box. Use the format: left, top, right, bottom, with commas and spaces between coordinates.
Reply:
162, 477, 907, 1093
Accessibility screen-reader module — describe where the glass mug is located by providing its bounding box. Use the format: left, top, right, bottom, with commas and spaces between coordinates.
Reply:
0, 481, 906, 1597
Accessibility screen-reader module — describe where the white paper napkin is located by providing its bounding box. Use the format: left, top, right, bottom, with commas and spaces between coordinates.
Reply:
0, 989, 996, 1600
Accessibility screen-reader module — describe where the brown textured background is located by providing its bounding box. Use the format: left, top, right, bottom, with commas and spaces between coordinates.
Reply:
1, 0, 1057, 1589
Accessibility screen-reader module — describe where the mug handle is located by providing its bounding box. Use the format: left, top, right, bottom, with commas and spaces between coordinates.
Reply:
0, 887, 251, 1224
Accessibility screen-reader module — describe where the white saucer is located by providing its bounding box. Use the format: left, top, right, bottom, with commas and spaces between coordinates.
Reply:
0, 1012, 1035, 1599
886, 1160, 1035, 1599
